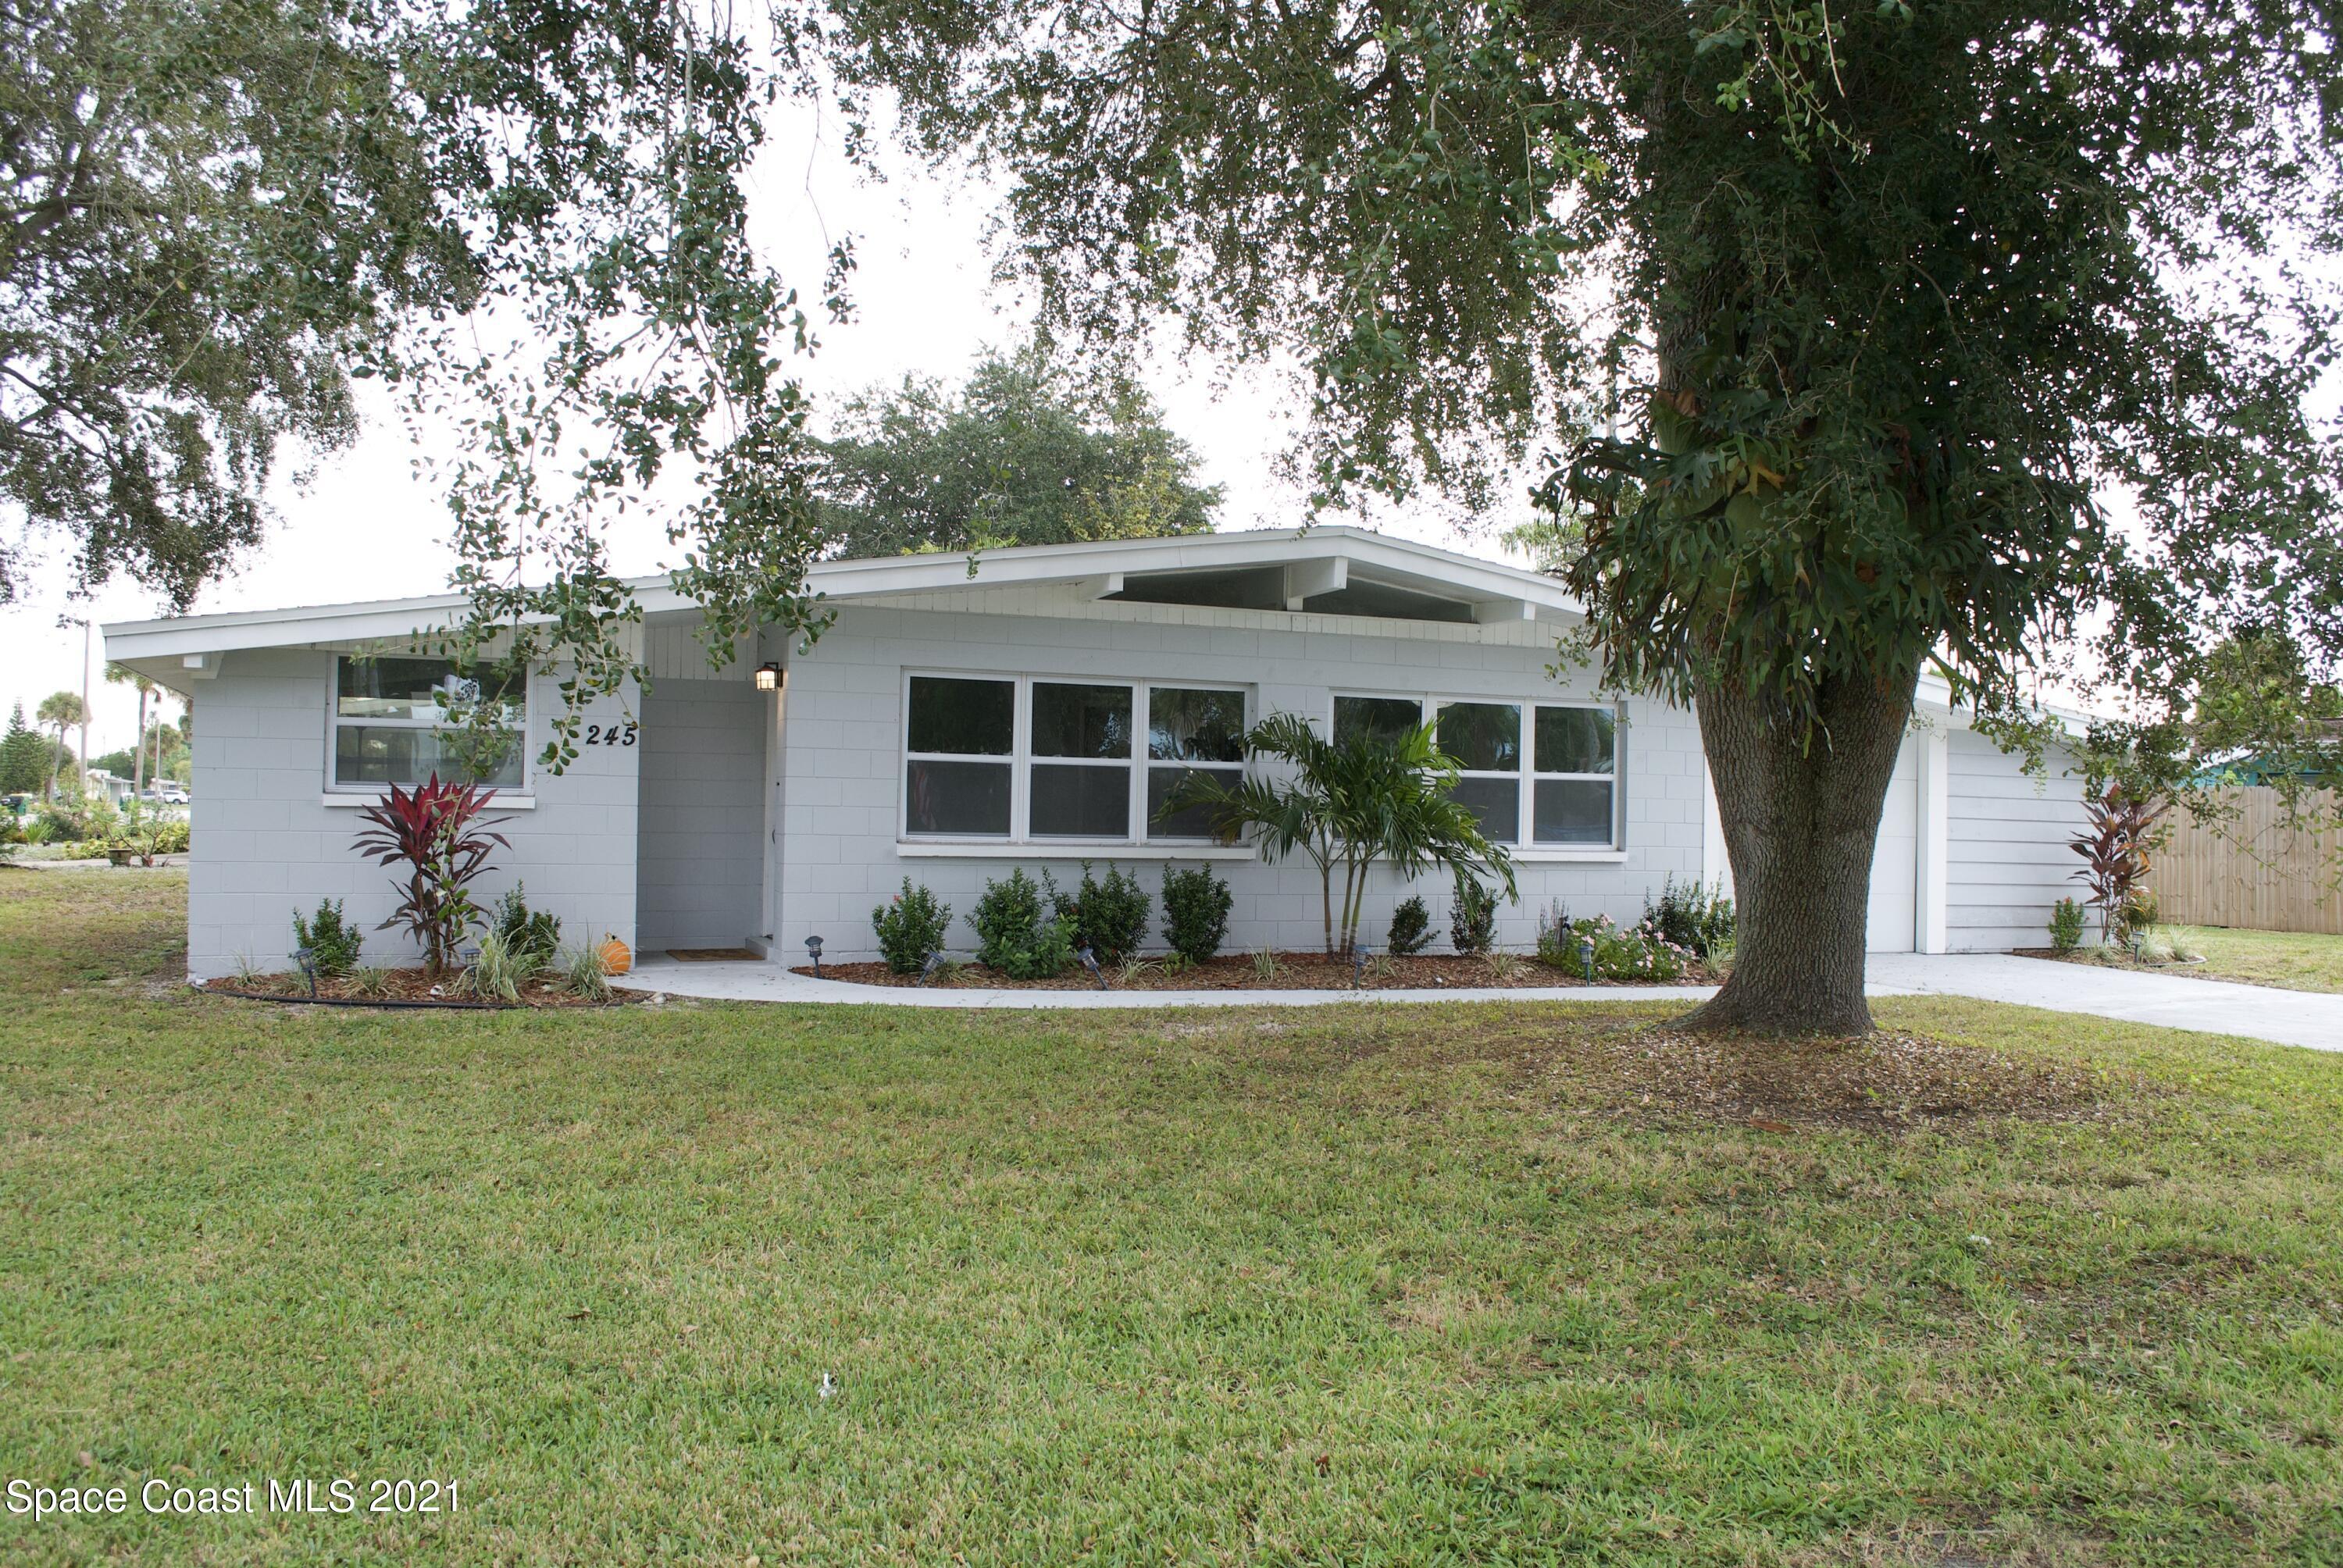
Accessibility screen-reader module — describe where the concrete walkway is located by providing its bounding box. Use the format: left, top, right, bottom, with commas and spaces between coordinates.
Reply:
615, 950, 2339, 1053
1863, 952, 2341, 1054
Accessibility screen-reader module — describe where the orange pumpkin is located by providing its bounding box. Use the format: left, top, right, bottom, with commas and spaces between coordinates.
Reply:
597, 937, 632, 976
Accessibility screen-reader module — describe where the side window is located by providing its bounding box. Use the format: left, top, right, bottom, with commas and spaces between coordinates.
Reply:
1532, 705, 1617, 846
904, 675, 1015, 836
1146, 687, 1246, 839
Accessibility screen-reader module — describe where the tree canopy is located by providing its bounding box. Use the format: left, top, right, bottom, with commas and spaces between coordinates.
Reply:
814, 347, 1219, 558
7, 0, 847, 772
826, 0, 2343, 1030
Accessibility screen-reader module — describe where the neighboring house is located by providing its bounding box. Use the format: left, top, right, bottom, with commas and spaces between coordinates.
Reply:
86, 769, 136, 807
102, 527, 2092, 980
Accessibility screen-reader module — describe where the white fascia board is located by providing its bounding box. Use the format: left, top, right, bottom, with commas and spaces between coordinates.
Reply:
102, 525, 1583, 661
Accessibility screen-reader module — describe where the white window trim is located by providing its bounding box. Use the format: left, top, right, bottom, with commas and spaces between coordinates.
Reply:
324, 654, 530, 798
1329, 689, 1626, 854
899, 671, 1250, 850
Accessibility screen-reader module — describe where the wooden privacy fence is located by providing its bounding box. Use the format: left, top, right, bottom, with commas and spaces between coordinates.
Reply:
2149, 786, 2343, 935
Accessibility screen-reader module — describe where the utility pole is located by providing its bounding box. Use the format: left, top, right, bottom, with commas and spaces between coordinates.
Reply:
59, 615, 91, 794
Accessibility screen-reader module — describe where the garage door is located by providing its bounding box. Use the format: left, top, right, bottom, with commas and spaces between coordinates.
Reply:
1867, 735, 1918, 953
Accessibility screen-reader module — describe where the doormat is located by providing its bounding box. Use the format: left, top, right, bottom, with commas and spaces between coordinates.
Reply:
665, 948, 761, 962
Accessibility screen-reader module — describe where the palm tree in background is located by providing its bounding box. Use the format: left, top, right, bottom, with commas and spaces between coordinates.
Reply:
104, 664, 155, 805
34, 691, 86, 800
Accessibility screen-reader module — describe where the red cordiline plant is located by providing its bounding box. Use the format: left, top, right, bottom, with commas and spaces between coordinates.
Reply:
2068, 784, 2169, 946
353, 775, 511, 974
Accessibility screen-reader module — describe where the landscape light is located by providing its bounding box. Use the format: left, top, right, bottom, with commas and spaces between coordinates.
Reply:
1075, 946, 1107, 990
804, 934, 824, 977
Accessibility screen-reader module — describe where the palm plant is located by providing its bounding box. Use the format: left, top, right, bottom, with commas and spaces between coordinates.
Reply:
352, 775, 511, 973
1168, 713, 1515, 956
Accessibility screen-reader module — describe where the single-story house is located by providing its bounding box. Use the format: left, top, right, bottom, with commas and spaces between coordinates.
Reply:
102, 527, 2092, 981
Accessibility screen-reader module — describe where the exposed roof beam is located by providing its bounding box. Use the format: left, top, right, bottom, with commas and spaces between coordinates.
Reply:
1471, 597, 1536, 625
1282, 557, 1347, 610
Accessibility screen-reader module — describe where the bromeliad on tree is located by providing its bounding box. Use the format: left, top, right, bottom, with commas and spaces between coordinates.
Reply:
352, 775, 511, 975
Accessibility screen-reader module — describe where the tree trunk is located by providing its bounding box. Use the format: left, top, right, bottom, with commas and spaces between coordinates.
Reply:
1679, 665, 1920, 1035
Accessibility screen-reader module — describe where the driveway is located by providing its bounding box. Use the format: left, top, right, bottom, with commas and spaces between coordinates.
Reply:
619, 950, 2338, 1053
1863, 952, 2340, 1054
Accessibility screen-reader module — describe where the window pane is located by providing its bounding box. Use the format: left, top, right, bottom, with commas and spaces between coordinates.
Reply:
334, 725, 522, 788
1452, 776, 1521, 844
1148, 688, 1245, 763
908, 676, 1014, 756
905, 759, 1011, 835
1148, 765, 1242, 839
1438, 703, 1521, 772
338, 657, 519, 722
1535, 706, 1616, 774
1030, 763, 1131, 836
1032, 682, 1132, 759
1333, 695, 1424, 747
1534, 779, 1614, 844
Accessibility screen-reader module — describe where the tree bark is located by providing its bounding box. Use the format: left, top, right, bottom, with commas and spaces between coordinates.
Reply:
1679, 665, 1920, 1035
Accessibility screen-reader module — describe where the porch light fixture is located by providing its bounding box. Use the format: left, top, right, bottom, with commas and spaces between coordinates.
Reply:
804, 934, 823, 977
754, 661, 783, 692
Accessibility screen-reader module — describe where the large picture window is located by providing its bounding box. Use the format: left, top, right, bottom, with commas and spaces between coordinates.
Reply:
901, 674, 1247, 844
1334, 691, 1620, 850
332, 657, 525, 789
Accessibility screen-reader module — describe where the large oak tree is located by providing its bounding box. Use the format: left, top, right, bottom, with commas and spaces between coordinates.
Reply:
822, 0, 2343, 1032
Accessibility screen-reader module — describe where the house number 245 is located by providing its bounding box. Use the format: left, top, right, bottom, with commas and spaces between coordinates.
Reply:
583, 722, 638, 747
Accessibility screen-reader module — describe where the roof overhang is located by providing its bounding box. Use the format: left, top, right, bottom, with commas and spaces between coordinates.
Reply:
102, 526, 1583, 674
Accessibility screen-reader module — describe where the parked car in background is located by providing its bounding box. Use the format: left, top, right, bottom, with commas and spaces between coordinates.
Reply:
157, 782, 189, 804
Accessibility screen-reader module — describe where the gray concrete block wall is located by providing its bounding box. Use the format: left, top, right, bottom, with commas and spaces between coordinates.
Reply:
635, 676, 766, 950
1945, 727, 2091, 952
776, 604, 1710, 962
184, 648, 641, 980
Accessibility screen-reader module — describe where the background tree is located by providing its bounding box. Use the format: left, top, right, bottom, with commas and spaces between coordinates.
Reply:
102, 664, 155, 799
34, 691, 85, 799
0, 704, 53, 796
815, 345, 1220, 558
828, 0, 2343, 1033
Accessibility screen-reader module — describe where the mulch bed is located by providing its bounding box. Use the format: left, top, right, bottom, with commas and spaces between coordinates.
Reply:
1551, 1025, 2116, 1133
797, 951, 1720, 991
201, 968, 619, 1010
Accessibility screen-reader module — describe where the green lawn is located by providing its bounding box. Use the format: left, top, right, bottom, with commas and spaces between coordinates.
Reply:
2163, 925, 2343, 995
2, 871, 2341, 1565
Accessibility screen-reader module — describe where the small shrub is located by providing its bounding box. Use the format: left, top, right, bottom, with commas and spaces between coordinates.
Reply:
1449, 871, 1496, 955
872, 878, 953, 975
972, 868, 1075, 979
490, 884, 562, 964
1116, 956, 1160, 985
1250, 945, 1281, 982
1484, 950, 1521, 982
2048, 896, 2086, 953
1533, 899, 1578, 970
1386, 895, 1432, 956
352, 966, 391, 999
1161, 863, 1234, 964
456, 928, 540, 1003
291, 898, 365, 977
2124, 889, 2161, 932
1159, 951, 1196, 977
1056, 862, 1151, 965
1638, 875, 1735, 958
556, 942, 613, 1001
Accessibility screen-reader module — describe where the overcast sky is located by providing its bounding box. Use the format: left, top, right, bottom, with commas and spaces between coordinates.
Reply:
1, 99, 1548, 759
